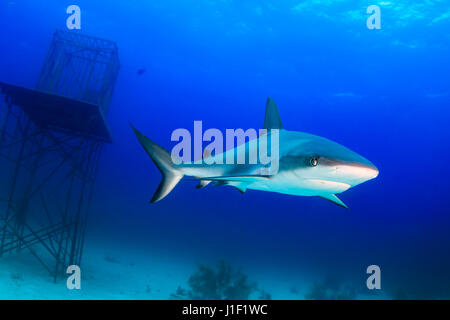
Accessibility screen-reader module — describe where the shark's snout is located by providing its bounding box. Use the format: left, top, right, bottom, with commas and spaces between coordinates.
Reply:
335, 163, 378, 186
366, 164, 379, 180
357, 164, 379, 182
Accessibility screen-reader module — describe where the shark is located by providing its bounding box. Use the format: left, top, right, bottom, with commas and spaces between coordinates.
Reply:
131, 97, 378, 209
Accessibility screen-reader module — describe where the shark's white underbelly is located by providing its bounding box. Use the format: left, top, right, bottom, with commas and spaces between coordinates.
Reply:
180, 165, 351, 197
246, 172, 351, 196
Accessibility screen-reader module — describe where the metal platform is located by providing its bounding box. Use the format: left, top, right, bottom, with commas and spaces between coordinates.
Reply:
0, 82, 112, 143
0, 30, 119, 281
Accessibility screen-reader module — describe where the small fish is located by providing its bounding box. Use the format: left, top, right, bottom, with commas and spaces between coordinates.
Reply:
137, 68, 146, 75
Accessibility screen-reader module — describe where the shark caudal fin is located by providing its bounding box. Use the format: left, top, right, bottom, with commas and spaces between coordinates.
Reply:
130, 124, 183, 203
264, 97, 283, 130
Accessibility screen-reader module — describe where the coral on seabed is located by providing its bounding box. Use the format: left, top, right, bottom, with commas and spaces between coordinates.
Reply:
170, 260, 263, 300
305, 279, 357, 300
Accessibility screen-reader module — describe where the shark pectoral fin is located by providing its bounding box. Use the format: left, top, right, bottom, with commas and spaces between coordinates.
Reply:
264, 97, 283, 130
320, 194, 349, 209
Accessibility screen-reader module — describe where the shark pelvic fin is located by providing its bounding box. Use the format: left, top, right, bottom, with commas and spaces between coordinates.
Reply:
230, 183, 248, 194
130, 123, 183, 203
212, 181, 248, 194
264, 97, 283, 130
320, 194, 349, 209
196, 180, 211, 189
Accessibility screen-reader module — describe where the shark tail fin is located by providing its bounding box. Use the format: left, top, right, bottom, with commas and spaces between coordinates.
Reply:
130, 124, 183, 203
264, 97, 283, 130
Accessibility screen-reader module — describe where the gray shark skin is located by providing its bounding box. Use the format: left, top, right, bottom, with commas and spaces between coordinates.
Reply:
131, 97, 378, 208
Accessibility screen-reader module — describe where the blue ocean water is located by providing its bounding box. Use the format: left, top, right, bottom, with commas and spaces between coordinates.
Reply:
0, 0, 449, 299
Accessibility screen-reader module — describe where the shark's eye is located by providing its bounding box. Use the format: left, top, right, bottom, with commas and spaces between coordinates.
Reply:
310, 156, 319, 167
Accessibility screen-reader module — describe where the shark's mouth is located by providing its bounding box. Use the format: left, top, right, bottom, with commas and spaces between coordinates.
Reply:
305, 179, 351, 193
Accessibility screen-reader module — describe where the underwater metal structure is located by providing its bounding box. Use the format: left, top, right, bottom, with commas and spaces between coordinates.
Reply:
0, 30, 119, 281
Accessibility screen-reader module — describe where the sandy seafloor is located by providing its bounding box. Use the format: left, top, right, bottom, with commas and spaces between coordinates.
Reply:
0, 236, 386, 300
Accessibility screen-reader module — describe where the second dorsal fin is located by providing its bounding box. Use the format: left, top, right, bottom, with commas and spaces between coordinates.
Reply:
264, 97, 283, 130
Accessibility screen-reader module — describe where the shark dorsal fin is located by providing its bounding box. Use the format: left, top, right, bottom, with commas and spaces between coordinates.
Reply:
264, 97, 283, 130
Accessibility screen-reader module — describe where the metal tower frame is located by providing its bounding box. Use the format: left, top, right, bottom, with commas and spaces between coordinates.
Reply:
0, 30, 119, 281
